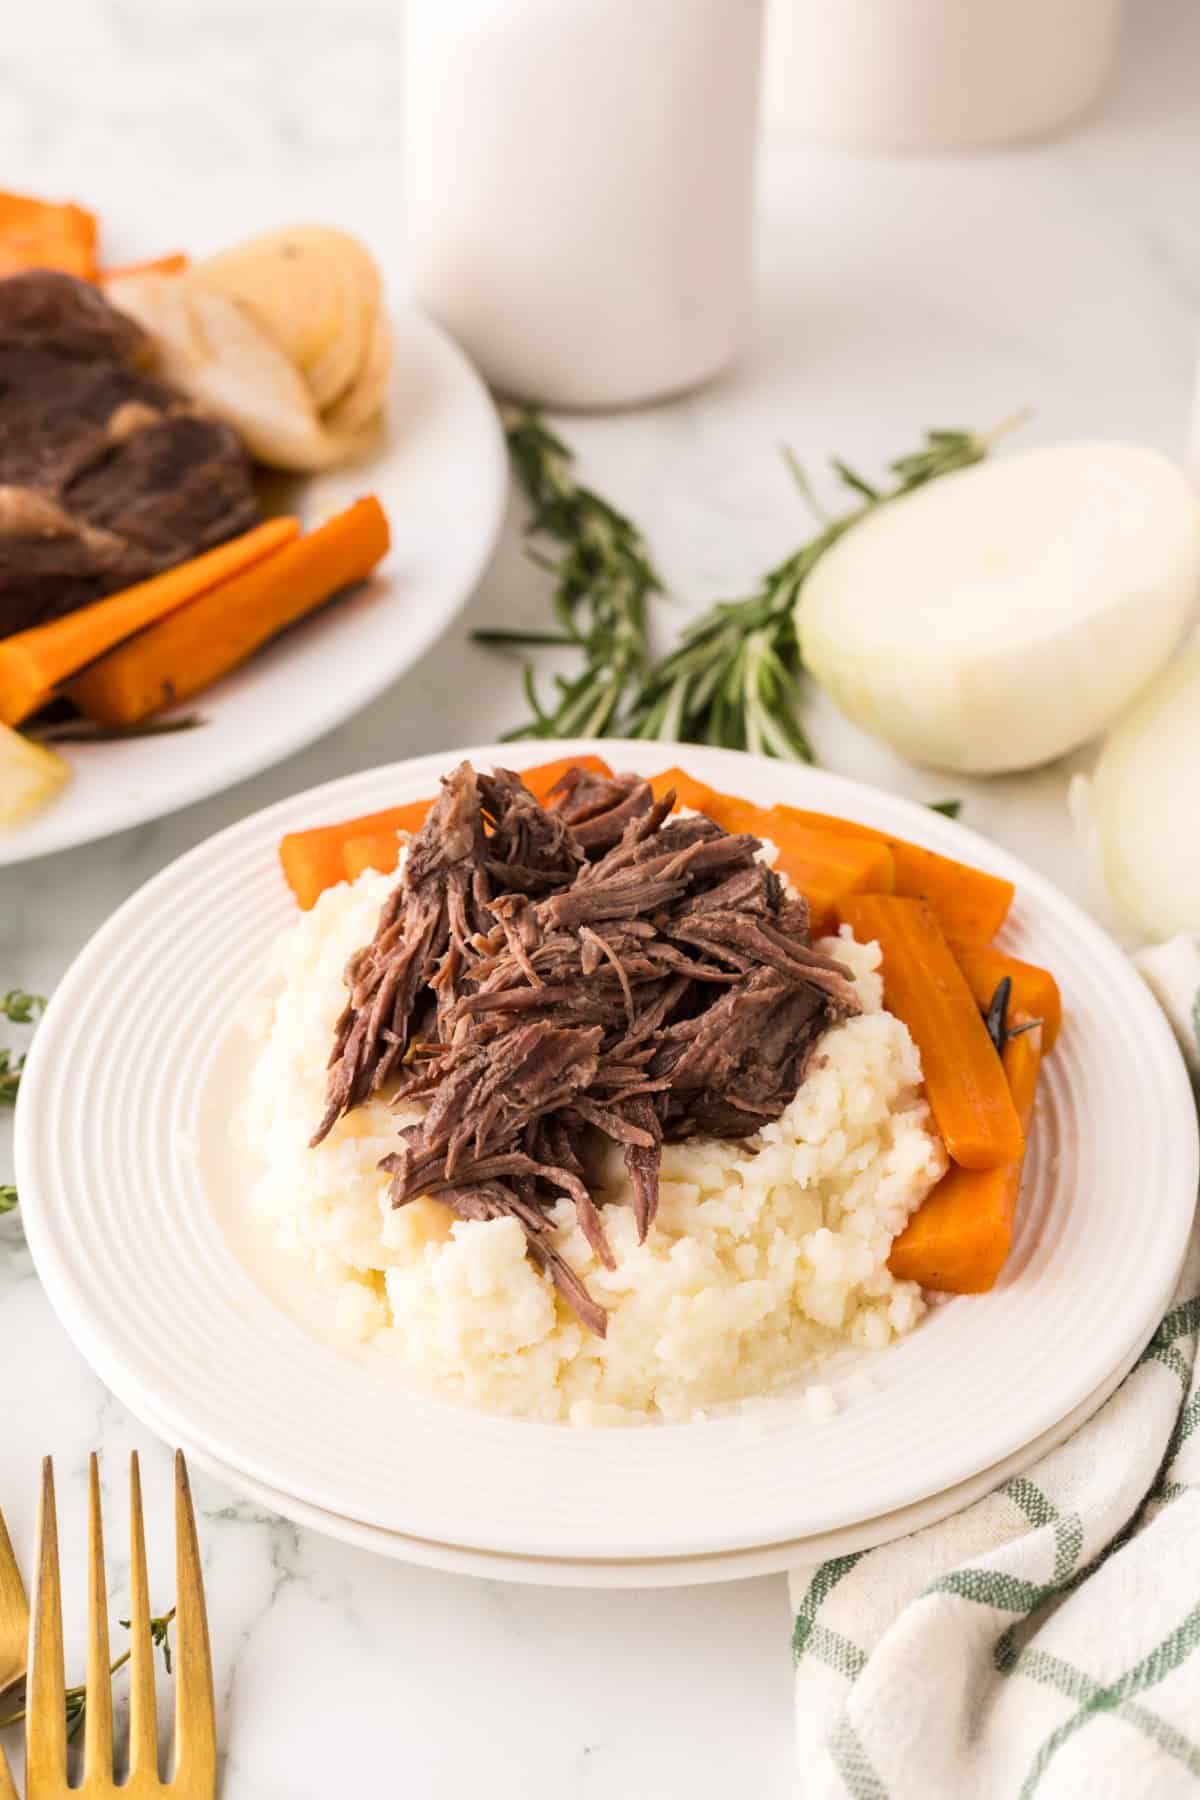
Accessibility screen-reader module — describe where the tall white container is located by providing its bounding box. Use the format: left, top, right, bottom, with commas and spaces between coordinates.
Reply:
404, 0, 764, 409
764, 0, 1124, 151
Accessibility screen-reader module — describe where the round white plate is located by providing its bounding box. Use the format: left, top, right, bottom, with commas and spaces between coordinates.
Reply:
0, 307, 506, 867
140, 1310, 1161, 1588
17, 741, 1199, 1565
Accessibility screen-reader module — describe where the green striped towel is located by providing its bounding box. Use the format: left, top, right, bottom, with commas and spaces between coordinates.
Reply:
790, 934, 1200, 1798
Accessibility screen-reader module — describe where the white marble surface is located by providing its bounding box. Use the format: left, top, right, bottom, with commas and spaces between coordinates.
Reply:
2, 1, 1200, 1792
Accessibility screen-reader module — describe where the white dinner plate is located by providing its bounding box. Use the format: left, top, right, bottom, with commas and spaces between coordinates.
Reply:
0, 307, 506, 866
16, 741, 1199, 1565
139, 1312, 1161, 1588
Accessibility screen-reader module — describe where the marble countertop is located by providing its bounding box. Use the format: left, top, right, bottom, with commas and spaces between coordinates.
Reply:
2, 1, 1199, 1792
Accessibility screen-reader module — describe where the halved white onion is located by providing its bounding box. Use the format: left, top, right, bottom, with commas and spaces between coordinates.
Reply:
798, 443, 1200, 774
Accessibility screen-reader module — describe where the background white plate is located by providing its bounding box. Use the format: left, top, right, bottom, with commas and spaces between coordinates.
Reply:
16, 741, 1199, 1565
0, 307, 506, 867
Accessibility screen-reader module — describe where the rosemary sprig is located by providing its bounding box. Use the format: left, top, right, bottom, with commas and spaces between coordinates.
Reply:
627, 422, 1023, 758
0, 1609, 175, 1737
984, 977, 1042, 1058
481, 407, 1026, 758
28, 714, 204, 745
473, 408, 659, 738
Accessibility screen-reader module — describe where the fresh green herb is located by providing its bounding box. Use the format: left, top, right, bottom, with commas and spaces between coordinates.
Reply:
0, 1607, 175, 1737
482, 408, 1025, 758
29, 714, 204, 745
927, 799, 963, 819
473, 408, 659, 738
984, 977, 1041, 1058
1, 988, 44, 1108
2, 988, 46, 1213
626, 426, 1015, 759
2, 989, 43, 1026
119, 1609, 175, 1676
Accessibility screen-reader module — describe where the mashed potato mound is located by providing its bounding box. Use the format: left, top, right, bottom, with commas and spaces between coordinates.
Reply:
240, 866, 945, 1425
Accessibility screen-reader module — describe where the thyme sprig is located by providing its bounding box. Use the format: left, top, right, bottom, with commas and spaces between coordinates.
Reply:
481, 408, 1025, 758
474, 408, 659, 739
0, 1608, 175, 1738
1, 989, 44, 1108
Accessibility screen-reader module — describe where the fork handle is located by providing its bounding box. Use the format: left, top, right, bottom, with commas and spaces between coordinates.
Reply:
0, 1742, 18, 1800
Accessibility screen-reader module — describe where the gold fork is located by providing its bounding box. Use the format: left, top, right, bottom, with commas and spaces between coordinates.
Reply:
0, 1499, 29, 1799
26, 1450, 215, 1799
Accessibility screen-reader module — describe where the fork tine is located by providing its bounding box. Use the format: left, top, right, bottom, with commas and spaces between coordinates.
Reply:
25, 1457, 67, 1795
127, 1451, 159, 1782
173, 1452, 216, 1791
83, 1453, 114, 1784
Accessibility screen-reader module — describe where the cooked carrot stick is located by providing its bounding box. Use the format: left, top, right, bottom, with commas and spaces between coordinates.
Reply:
774, 804, 1014, 941
0, 518, 301, 727
343, 829, 406, 884
889, 1023, 1042, 1291
0, 191, 98, 280
69, 497, 389, 728
648, 766, 718, 812
838, 894, 1025, 1170
281, 755, 616, 910
949, 940, 1062, 1054
99, 252, 189, 282
282, 799, 431, 909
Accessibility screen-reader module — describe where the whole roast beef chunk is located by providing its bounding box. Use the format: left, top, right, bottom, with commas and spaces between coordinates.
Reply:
63, 414, 261, 563
0, 269, 149, 364
0, 487, 156, 636
0, 270, 262, 642
0, 348, 180, 491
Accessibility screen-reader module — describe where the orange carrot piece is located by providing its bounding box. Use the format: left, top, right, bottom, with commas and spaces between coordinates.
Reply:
0, 192, 98, 280
774, 804, 1014, 941
282, 798, 432, 909
0, 518, 301, 727
281, 756, 616, 910
838, 894, 1025, 1170
343, 829, 406, 883
889, 1023, 1042, 1291
648, 766, 718, 812
69, 497, 390, 727
949, 940, 1062, 1055
99, 252, 189, 282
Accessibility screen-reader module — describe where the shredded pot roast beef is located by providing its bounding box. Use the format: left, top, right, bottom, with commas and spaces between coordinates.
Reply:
315, 764, 860, 1336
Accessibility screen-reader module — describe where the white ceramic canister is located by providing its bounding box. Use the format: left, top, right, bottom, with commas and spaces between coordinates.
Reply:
764, 0, 1124, 151
403, 0, 764, 409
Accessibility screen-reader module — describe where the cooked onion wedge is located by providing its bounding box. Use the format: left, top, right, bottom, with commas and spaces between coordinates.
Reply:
193, 225, 386, 414
107, 272, 373, 472
323, 302, 393, 436
0, 723, 70, 826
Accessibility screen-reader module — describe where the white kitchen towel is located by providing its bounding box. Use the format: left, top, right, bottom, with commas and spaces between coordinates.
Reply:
789, 935, 1200, 1799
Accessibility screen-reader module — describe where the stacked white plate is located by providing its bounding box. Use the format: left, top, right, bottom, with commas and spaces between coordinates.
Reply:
17, 743, 1198, 1587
